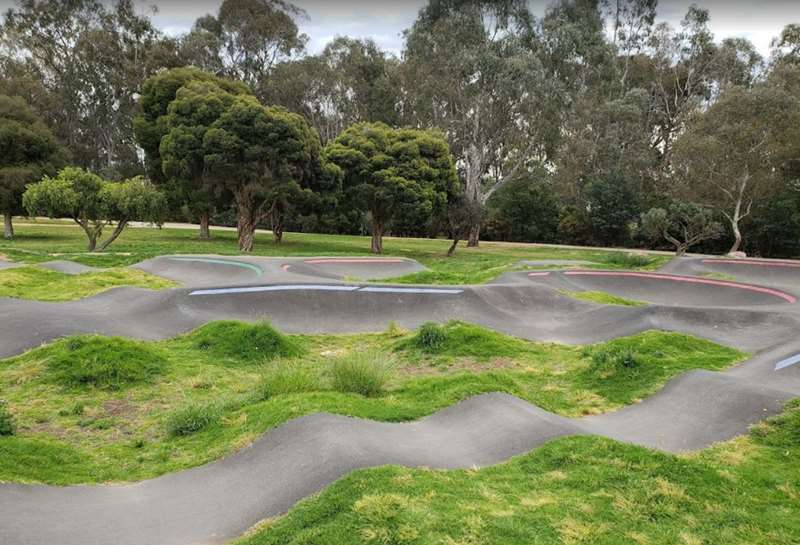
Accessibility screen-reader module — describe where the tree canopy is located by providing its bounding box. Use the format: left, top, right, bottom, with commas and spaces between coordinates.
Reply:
325, 122, 459, 253
0, 94, 68, 239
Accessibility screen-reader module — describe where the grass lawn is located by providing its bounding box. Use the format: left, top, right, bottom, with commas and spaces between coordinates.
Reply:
0, 321, 744, 484
0, 265, 176, 301
235, 400, 800, 545
559, 290, 648, 307
0, 223, 669, 287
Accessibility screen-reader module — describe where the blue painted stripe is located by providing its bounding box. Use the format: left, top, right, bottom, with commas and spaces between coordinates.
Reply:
358, 287, 463, 294
775, 353, 800, 371
169, 257, 263, 276
190, 285, 359, 296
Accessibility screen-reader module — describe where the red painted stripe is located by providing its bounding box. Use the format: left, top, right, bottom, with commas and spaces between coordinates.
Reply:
703, 258, 800, 269
527, 272, 551, 277
563, 270, 797, 303
304, 259, 406, 264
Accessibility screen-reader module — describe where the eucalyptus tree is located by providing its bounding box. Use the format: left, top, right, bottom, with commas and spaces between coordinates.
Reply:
261, 37, 400, 144
672, 84, 800, 254
401, 0, 554, 246
203, 97, 323, 251
134, 67, 251, 238
181, 0, 307, 91
325, 123, 459, 254
641, 202, 723, 256
0, 95, 68, 239
1, 0, 178, 175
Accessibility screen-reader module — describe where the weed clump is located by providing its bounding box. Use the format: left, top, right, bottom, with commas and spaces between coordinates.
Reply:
590, 347, 642, 375
0, 401, 16, 436
602, 252, 653, 268
415, 322, 448, 352
331, 352, 392, 397
255, 362, 320, 400
165, 402, 222, 437
190, 321, 301, 363
45, 336, 166, 390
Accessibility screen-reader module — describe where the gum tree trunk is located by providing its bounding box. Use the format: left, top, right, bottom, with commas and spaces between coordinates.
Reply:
235, 190, 257, 252
3, 212, 12, 240
198, 212, 210, 240
371, 222, 384, 254
271, 208, 284, 244
467, 223, 480, 247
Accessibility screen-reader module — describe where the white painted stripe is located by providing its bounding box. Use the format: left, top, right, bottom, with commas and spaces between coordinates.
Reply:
358, 287, 463, 294
190, 285, 359, 296
775, 353, 800, 371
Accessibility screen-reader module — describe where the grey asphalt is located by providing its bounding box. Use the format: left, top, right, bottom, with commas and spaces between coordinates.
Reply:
1, 254, 799, 545
39, 260, 99, 275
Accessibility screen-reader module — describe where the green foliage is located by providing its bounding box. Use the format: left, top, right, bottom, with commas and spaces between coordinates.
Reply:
189, 321, 302, 363
255, 362, 321, 400
23, 167, 166, 251
325, 122, 459, 252
0, 95, 68, 224
0, 400, 16, 436
330, 352, 393, 397
600, 251, 653, 268
43, 335, 167, 390
485, 176, 562, 243
641, 202, 723, 255
165, 402, 223, 437
415, 322, 448, 352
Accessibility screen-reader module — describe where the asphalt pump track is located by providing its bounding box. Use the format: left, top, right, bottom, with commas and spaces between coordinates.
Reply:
1, 254, 800, 545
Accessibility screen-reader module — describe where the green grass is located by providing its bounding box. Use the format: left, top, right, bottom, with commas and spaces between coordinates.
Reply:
0, 321, 745, 485
0, 265, 176, 301
559, 290, 648, 307
0, 223, 669, 287
330, 352, 393, 397
235, 400, 800, 545
190, 321, 302, 363
43, 335, 167, 390
702, 272, 738, 282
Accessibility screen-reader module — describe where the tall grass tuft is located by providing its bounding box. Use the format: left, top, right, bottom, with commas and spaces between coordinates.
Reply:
255, 362, 321, 400
0, 401, 16, 436
601, 252, 653, 268
415, 322, 448, 352
165, 402, 223, 437
45, 335, 166, 390
330, 351, 393, 397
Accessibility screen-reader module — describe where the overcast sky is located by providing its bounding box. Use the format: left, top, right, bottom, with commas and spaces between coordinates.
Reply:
1, 0, 797, 57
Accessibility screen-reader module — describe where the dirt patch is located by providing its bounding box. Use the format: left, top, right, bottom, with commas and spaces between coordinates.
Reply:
103, 398, 137, 419
400, 357, 518, 377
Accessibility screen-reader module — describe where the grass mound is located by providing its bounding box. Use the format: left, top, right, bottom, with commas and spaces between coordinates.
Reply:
560, 290, 647, 307
0, 265, 175, 301
189, 321, 302, 363
399, 321, 528, 360
331, 352, 393, 397
165, 402, 223, 437
256, 362, 321, 400
44, 335, 166, 390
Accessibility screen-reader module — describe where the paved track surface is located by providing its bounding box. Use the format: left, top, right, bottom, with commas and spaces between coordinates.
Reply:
661, 256, 800, 291
1, 254, 800, 545
39, 260, 99, 275
0, 259, 21, 270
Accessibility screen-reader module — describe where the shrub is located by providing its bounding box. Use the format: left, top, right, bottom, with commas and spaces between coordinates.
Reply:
165, 402, 222, 437
190, 321, 301, 363
602, 252, 653, 268
385, 321, 408, 338
0, 401, 16, 436
45, 336, 166, 390
331, 352, 392, 397
255, 362, 320, 400
590, 347, 642, 375
415, 322, 448, 352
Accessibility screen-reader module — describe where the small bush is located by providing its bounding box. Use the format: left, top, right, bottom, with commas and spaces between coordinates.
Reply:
0, 401, 16, 436
45, 336, 166, 390
165, 402, 222, 437
415, 322, 448, 352
190, 321, 301, 363
255, 362, 320, 400
331, 352, 392, 397
602, 252, 653, 268
591, 348, 642, 374
385, 321, 408, 338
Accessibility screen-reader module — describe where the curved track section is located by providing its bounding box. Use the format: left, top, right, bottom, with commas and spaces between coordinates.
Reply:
2, 344, 798, 545
661, 256, 800, 291
525, 269, 797, 306
282, 257, 426, 280
39, 260, 98, 275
